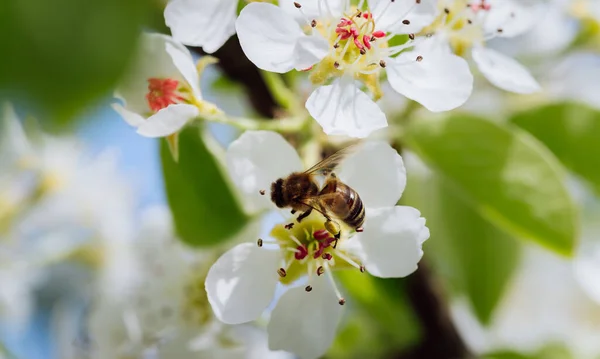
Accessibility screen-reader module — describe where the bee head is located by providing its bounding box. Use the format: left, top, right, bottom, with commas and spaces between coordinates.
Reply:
270, 178, 286, 208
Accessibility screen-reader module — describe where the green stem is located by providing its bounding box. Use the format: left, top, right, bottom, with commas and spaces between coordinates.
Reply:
261, 71, 303, 113
204, 112, 309, 133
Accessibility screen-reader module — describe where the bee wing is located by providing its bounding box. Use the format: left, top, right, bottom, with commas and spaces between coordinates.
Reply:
304, 143, 362, 176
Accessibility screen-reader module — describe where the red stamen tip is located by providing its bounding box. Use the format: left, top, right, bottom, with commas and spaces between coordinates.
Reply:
146, 78, 182, 112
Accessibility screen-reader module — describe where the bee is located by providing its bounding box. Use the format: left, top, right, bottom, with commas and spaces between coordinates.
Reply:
266, 146, 365, 245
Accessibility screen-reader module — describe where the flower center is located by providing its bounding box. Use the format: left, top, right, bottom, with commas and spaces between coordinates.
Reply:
421, 0, 506, 56
269, 213, 363, 304
145, 78, 188, 113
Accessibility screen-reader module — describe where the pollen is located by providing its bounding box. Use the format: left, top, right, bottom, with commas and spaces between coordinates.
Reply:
145, 78, 186, 112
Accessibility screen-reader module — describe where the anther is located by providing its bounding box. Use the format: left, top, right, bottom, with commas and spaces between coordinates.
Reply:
360, 265, 365, 273
408, 33, 415, 40
444, 8, 450, 14
259, 189, 265, 195
402, 19, 410, 25
322, 253, 332, 260
416, 55, 423, 62
467, 19, 473, 24
294, 2, 301, 8
257, 238, 263, 247
305, 285, 313, 292
360, 48, 366, 55
497, 28, 503, 33
317, 266, 325, 276
356, 227, 364, 232
295, 245, 308, 260
277, 268, 287, 277
338, 298, 346, 305
285, 223, 294, 230
334, 61, 340, 69
372, 30, 385, 38
379, 60, 386, 68
311, 19, 317, 28
333, 43, 340, 48
314, 229, 330, 241
415, 0, 420, 3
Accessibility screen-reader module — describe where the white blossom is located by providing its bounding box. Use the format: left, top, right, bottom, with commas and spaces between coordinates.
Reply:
114, 33, 220, 159
235, 0, 473, 138
420, 0, 541, 94
88, 206, 291, 359
164, 0, 239, 53
205, 131, 429, 359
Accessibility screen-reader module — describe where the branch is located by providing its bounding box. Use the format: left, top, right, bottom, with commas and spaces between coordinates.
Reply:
189, 36, 279, 118
393, 261, 472, 359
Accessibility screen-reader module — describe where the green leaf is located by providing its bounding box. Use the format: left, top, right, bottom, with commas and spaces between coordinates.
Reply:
0, 0, 149, 128
160, 128, 249, 246
434, 177, 520, 324
406, 114, 578, 256
510, 102, 600, 195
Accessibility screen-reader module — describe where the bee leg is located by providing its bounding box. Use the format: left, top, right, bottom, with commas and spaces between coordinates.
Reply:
296, 208, 313, 223
291, 209, 297, 215
332, 232, 341, 248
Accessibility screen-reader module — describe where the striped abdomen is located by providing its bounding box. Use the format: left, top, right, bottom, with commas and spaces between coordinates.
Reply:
319, 178, 365, 229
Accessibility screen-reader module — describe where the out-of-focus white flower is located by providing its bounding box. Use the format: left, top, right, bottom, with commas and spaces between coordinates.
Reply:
421, 0, 541, 94
164, 0, 238, 53
88, 206, 292, 359
0, 103, 136, 329
205, 131, 429, 359
235, 0, 472, 138
544, 52, 600, 110
114, 33, 220, 159
452, 244, 600, 359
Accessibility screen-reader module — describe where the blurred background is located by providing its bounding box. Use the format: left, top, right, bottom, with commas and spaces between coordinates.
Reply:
1, 0, 600, 358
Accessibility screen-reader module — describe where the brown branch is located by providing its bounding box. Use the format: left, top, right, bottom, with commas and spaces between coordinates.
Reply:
393, 261, 473, 359
189, 36, 279, 118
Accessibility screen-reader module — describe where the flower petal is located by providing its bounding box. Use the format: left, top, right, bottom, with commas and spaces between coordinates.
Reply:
472, 46, 540, 94
305, 79, 387, 138
165, 41, 202, 99
164, 0, 238, 54
279, 0, 346, 23
344, 206, 429, 278
484, 0, 537, 38
236, 3, 326, 73
226, 131, 303, 214
387, 49, 473, 112
337, 141, 406, 208
111, 103, 146, 128
206, 243, 281, 324
267, 275, 343, 359
115, 33, 187, 115
136, 104, 198, 137
370, 0, 436, 34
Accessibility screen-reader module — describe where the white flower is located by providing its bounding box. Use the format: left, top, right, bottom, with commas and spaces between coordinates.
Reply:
235, 0, 473, 138
164, 0, 238, 53
205, 131, 430, 359
545, 52, 600, 110
452, 245, 600, 359
114, 33, 220, 159
420, 0, 541, 94
88, 206, 291, 359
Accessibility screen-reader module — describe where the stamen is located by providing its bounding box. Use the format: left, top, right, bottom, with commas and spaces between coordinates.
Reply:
324, 263, 345, 304
277, 268, 287, 277
259, 189, 266, 195
416, 55, 423, 62
257, 238, 263, 247
305, 285, 313, 292
317, 266, 325, 276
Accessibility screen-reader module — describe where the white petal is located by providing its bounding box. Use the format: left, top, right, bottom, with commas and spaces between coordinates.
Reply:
472, 46, 540, 94
226, 131, 303, 214
111, 103, 145, 128
164, 0, 237, 53
236, 3, 326, 73
387, 49, 473, 112
267, 276, 343, 359
371, 0, 436, 34
344, 206, 429, 278
305, 79, 387, 138
337, 141, 406, 208
484, 0, 537, 38
116, 33, 188, 115
165, 40, 202, 99
206, 243, 281, 324
136, 104, 198, 137
0, 103, 32, 164
546, 52, 600, 110
279, 0, 346, 24
574, 242, 600, 305
294, 35, 329, 71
